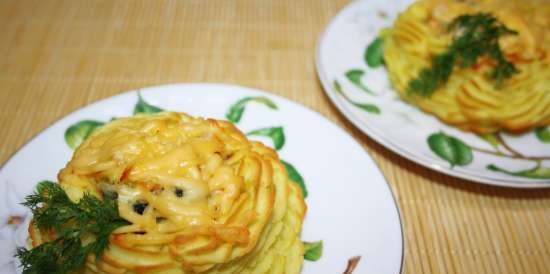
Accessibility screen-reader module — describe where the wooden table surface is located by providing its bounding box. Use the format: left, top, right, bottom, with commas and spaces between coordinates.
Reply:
1, 1, 549, 273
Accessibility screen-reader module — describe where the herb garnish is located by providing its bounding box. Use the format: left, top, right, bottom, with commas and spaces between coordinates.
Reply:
408, 13, 519, 96
16, 181, 129, 274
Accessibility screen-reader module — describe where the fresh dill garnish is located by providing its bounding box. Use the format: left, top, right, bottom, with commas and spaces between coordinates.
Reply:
16, 181, 129, 274
408, 13, 520, 96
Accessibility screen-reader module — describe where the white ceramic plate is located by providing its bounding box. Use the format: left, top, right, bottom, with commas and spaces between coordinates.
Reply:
316, 0, 550, 188
0, 83, 403, 274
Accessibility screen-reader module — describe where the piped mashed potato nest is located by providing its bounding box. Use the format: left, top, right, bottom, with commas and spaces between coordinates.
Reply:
384, 0, 550, 133
29, 112, 307, 274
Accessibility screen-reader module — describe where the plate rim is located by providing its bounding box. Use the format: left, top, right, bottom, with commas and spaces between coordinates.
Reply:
315, 0, 550, 189
0, 82, 405, 274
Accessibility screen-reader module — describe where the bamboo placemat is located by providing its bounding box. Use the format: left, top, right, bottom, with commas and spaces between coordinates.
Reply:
1, 1, 549, 273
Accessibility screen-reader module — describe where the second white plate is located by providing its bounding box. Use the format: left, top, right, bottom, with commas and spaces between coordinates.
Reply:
316, 0, 550, 188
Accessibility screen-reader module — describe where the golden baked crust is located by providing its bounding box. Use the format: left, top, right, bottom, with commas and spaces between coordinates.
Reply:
384, 0, 550, 133
29, 112, 306, 274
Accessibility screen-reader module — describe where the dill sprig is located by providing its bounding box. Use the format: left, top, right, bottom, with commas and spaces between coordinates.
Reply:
408, 13, 519, 96
16, 181, 129, 274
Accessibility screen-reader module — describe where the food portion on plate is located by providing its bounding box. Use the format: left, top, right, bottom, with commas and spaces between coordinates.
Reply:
19, 111, 307, 274
383, 0, 549, 133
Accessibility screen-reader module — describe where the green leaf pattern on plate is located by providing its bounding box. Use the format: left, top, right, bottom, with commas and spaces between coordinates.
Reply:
334, 80, 380, 114
225, 96, 277, 123
478, 133, 501, 149
134, 93, 164, 114
303, 240, 323, 261
535, 126, 550, 143
281, 160, 308, 198
247, 126, 285, 150
487, 164, 550, 179
428, 131, 549, 179
65, 120, 105, 149
345, 69, 375, 95
365, 37, 384, 68
428, 132, 473, 167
